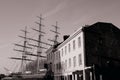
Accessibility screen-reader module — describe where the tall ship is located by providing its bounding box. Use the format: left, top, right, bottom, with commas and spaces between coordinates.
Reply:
5, 15, 58, 80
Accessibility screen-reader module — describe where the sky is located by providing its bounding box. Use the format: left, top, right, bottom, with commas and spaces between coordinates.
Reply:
0, 0, 120, 74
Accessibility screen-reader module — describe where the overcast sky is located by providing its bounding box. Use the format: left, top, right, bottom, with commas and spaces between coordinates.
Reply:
0, 0, 120, 74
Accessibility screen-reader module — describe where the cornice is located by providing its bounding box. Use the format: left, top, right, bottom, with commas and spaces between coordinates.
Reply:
57, 27, 83, 49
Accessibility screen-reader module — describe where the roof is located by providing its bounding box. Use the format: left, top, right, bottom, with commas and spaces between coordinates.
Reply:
46, 22, 120, 51
83, 22, 120, 31
82, 22, 120, 36
46, 42, 62, 54
57, 27, 83, 49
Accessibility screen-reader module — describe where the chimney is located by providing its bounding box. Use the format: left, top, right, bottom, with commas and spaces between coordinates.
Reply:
63, 35, 70, 41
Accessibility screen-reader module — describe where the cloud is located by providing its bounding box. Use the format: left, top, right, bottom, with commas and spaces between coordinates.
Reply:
43, 0, 68, 18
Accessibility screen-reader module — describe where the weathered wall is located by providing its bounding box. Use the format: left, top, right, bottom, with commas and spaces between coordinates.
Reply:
84, 22, 120, 80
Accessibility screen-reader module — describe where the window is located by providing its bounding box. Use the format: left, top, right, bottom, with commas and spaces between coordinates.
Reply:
56, 63, 60, 72
69, 58, 71, 67
58, 62, 61, 70
49, 54, 51, 59
65, 46, 67, 55
73, 56, 76, 67
61, 61, 64, 70
98, 37, 103, 45
60, 50, 62, 57
51, 53, 52, 59
58, 51, 60, 58
56, 64, 58, 72
73, 40, 76, 50
65, 60, 67, 69
47, 55, 49, 60
52, 53, 54, 59
49, 54, 50, 60
79, 54, 82, 65
55, 52, 56, 59
54, 64, 56, 72
68, 43, 71, 52
78, 37, 81, 47
57, 63, 59, 71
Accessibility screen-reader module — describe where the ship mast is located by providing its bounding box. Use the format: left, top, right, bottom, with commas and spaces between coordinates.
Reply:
27, 15, 52, 73
11, 27, 33, 73
48, 21, 60, 45
21, 27, 28, 72
36, 15, 45, 73
46, 21, 60, 75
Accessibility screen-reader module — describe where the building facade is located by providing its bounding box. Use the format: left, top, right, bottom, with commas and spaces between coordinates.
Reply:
55, 27, 85, 80
46, 22, 120, 80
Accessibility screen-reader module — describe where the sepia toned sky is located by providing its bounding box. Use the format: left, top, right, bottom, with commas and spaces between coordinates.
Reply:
0, 0, 120, 74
